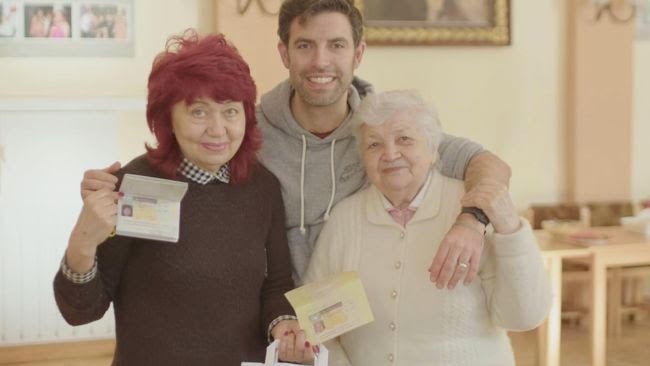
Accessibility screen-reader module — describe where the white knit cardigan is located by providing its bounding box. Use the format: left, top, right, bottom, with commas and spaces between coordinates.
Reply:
304, 170, 551, 366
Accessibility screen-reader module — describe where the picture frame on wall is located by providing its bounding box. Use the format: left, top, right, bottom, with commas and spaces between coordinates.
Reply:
0, 1, 19, 38
0, 0, 133, 57
358, 0, 511, 46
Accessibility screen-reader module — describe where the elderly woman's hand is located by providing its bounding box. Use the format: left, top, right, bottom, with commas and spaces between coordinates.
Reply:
461, 179, 520, 234
272, 320, 315, 363
65, 188, 120, 272
80, 162, 121, 199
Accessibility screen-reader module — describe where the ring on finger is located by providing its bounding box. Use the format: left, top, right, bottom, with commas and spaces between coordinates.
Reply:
458, 261, 469, 270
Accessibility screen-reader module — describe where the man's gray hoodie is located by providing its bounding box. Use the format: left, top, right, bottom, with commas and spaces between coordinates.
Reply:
257, 77, 483, 282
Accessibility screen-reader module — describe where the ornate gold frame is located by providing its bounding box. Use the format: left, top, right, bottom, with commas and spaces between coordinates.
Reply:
358, 0, 510, 46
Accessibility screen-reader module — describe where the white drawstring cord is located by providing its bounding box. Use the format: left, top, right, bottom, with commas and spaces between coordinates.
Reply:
299, 135, 307, 235
324, 139, 336, 220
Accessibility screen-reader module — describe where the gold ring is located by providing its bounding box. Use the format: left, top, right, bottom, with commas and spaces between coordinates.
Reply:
458, 262, 469, 270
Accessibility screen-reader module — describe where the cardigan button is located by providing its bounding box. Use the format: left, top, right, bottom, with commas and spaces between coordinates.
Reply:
389, 322, 396, 331
391, 290, 398, 298
400, 231, 405, 239
394, 261, 402, 269
388, 353, 395, 362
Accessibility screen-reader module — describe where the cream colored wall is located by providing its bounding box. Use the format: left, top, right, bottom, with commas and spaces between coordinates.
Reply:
225, 0, 650, 209
2, 1, 646, 207
0, 0, 215, 164
358, 1, 567, 208
632, 42, 650, 202
0, 0, 215, 98
216, 0, 286, 98
219, 1, 568, 208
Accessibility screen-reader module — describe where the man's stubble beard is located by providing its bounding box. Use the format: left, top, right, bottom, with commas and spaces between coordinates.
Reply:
290, 70, 352, 107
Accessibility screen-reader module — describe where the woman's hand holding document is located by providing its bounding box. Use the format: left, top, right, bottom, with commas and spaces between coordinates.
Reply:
116, 174, 188, 242
284, 272, 374, 344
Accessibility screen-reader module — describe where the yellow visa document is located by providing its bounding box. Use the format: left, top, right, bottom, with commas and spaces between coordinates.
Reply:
116, 174, 188, 242
285, 271, 374, 344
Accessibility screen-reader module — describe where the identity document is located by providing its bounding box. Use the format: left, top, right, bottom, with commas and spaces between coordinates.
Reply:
285, 272, 374, 344
116, 174, 188, 242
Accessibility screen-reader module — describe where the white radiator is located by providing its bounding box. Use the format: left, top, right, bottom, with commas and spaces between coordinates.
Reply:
0, 99, 142, 345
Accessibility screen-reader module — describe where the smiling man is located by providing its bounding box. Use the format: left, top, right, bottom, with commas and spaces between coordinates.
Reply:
256, 0, 511, 291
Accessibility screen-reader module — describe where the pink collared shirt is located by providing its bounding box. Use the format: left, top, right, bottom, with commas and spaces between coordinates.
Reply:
381, 170, 433, 227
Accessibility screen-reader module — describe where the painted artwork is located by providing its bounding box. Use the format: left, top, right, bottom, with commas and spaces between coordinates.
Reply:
359, 0, 510, 45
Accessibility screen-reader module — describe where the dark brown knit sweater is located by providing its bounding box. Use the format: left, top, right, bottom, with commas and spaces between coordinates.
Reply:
54, 155, 295, 366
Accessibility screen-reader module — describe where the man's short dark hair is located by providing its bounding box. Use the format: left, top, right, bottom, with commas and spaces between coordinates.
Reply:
278, 0, 364, 46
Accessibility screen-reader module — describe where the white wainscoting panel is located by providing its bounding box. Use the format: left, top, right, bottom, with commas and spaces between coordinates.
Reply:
0, 102, 130, 345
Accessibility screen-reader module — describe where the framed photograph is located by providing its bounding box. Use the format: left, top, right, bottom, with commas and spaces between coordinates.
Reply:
0, 1, 18, 38
358, 0, 511, 46
24, 3, 72, 38
0, 0, 133, 57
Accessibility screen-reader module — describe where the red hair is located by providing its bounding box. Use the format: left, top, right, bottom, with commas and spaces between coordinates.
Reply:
145, 29, 261, 183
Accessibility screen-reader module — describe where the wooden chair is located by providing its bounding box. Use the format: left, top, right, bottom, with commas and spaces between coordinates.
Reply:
526, 204, 588, 230
587, 201, 635, 226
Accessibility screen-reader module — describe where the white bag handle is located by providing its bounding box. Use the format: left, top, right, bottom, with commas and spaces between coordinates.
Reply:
241, 339, 328, 366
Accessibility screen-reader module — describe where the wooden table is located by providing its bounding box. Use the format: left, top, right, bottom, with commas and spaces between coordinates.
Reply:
585, 227, 650, 366
535, 230, 591, 366
534, 227, 650, 366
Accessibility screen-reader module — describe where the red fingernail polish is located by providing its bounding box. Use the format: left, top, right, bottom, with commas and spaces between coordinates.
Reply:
118, 192, 124, 197
305, 341, 310, 348
284, 331, 289, 336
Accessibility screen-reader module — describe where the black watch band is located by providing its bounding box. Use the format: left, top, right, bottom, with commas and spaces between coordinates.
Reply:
461, 207, 490, 226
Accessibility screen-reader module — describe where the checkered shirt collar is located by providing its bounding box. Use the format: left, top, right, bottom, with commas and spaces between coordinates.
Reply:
178, 158, 230, 184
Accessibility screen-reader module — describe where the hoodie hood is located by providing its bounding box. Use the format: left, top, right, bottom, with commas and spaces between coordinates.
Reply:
258, 76, 374, 143
255, 76, 373, 282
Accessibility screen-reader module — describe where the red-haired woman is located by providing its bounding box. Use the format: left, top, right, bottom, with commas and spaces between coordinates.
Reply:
53, 30, 303, 366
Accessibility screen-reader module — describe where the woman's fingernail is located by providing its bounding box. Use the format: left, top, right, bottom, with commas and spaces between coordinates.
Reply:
284, 331, 289, 336
118, 192, 124, 197
304, 341, 310, 348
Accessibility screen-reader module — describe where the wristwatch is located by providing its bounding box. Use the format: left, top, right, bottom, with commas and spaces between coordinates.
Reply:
461, 207, 490, 226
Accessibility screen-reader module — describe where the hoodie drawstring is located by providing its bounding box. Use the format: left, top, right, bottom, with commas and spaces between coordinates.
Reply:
299, 136, 338, 235
300, 135, 307, 235
324, 139, 336, 220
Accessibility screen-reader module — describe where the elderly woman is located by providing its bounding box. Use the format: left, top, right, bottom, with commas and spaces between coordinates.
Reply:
304, 90, 551, 366
53, 31, 303, 365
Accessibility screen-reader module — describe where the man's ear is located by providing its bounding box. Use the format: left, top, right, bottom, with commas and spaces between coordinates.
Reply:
353, 40, 366, 69
277, 41, 290, 69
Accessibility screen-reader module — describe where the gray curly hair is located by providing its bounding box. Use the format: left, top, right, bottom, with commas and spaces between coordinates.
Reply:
352, 90, 443, 157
